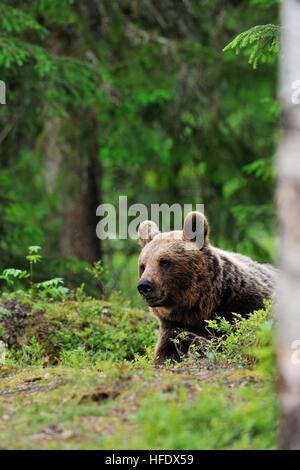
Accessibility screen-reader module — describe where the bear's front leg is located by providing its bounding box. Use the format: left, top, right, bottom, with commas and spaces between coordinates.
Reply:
154, 318, 211, 364
154, 320, 186, 364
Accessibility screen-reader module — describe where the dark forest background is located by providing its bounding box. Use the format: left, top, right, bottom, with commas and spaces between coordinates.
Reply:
0, 0, 278, 304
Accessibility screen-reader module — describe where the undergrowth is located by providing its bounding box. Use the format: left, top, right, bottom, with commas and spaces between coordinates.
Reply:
0, 246, 278, 449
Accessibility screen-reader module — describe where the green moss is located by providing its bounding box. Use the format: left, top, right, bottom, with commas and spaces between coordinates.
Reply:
0, 298, 157, 365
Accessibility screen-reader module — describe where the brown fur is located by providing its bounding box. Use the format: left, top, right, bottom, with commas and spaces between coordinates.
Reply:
137, 212, 276, 364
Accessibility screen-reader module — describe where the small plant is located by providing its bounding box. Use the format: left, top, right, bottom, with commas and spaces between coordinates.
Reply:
35, 277, 69, 301
59, 346, 91, 368
205, 301, 274, 368
10, 336, 44, 366
0, 268, 29, 286
26, 245, 42, 287
0, 246, 69, 301
75, 283, 89, 302
86, 261, 106, 296
171, 330, 212, 364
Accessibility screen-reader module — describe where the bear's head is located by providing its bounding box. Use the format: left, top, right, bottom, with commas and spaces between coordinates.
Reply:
137, 212, 212, 315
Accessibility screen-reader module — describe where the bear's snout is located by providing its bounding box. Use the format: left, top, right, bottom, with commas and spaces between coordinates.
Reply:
137, 279, 155, 297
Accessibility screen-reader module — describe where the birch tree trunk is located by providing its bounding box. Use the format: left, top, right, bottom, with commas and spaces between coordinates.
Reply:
277, 0, 300, 450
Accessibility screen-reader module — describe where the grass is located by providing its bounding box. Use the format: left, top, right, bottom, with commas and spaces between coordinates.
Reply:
0, 294, 278, 449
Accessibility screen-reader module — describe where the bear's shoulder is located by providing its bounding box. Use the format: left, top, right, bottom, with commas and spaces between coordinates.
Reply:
209, 246, 277, 288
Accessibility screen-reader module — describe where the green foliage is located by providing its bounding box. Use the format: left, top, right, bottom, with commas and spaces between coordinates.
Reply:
170, 302, 274, 375
0, 297, 156, 365
243, 159, 275, 182
35, 278, 69, 301
9, 336, 43, 366
251, 0, 278, 7
85, 261, 104, 282
0, 288, 274, 373
116, 381, 276, 450
223, 24, 279, 68
0, 268, 29, 285
0, 246, 69, 300
0, 35, 99, 113
0, 4, 47, 35
59, 346, 92, 369
0, 1, 99, 113
26, 245, 42, 264
34, 0, 77, 26
206, 301, 274, 369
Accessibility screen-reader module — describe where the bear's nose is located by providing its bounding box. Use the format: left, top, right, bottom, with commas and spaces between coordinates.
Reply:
137, 279, 154, 296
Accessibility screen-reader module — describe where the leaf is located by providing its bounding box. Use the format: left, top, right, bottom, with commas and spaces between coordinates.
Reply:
0, 268, 29, 284
35, 278, 64, 288
28, 246, 41, 254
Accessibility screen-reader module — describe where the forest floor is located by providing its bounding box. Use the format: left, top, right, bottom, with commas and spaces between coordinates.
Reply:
0, 297, 278, 449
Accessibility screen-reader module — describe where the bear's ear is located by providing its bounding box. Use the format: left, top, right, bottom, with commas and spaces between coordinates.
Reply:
182, 211, 209, 248
138, 220, 160, 247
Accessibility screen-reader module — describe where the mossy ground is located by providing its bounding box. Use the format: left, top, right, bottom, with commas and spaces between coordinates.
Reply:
0, 297, 278, 449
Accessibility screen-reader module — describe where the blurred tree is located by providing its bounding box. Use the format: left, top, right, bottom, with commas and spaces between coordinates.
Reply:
37, 1, 103, 262
277, 0, 300, 450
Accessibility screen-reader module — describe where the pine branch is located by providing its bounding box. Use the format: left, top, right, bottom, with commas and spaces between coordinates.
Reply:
0, 34, 100, 111
0, 4, 47, 35
223, 24, 280, 68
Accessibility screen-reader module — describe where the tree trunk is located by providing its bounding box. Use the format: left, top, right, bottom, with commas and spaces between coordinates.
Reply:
277, 0, 300, 450
60, 114, 101, 263
40, 0, 104, 264
42, 113, 101, 264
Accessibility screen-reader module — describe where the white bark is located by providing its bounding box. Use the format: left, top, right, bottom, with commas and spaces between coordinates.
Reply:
277, 0, 300, 450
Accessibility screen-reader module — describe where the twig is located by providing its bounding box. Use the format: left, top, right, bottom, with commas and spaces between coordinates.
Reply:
173, 331, 213, 359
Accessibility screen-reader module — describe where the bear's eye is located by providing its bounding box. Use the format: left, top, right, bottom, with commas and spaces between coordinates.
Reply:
139, 264, 145, 273
159, 259, 171, 268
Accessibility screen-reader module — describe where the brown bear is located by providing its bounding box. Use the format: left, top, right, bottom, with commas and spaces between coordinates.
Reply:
137, 211, 276, 364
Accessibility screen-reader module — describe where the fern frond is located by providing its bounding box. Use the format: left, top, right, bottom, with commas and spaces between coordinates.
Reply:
223, 24, 280, 68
